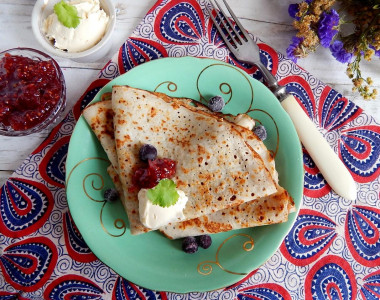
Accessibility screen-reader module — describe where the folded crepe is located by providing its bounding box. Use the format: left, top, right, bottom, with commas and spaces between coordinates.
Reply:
84, 94, 279, 184
160, 187, 293, 239
83, 98, 118, 169
107, 163, 293, 239
82, 86, 291, 236
83, 97, 294, 239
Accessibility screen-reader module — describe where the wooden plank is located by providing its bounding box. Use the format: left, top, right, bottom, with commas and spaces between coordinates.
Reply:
0, 171, 13, 187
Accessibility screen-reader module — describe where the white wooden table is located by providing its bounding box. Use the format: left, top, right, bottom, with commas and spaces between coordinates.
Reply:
0, 0, 379, 185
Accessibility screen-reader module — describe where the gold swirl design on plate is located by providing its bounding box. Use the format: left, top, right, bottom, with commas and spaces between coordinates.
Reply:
154, 81, 178, 93
99, 202, 127, 237
66, 157, 126, 237
197, 233, 254, 276
196, 63, 254, 108
83, 173, 105, 202
66, 157, 109, 188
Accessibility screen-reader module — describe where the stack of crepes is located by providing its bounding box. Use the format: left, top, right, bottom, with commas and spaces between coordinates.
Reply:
82, 86, 295, 239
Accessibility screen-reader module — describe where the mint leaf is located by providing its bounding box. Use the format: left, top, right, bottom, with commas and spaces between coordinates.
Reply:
54, 0, 80, 28
147, 179, 179, 207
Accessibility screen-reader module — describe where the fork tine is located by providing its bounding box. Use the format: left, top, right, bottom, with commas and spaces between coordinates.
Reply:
222, 0, 251, 41
206, 5, 239, 57
213, 0, 243, 45
208, 1, 238, 48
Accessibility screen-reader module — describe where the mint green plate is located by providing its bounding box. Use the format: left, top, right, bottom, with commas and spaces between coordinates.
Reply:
66, 57, 303, 293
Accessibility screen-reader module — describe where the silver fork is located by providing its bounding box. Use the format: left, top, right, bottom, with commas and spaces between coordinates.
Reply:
207, 0, 357, 201
206, 0, 287, 101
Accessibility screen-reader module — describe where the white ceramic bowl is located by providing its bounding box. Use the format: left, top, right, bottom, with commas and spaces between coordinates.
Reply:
31, 0, 116, 63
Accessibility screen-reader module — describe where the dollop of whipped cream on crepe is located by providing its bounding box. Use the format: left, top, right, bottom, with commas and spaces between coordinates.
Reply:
138, 188, 188, 230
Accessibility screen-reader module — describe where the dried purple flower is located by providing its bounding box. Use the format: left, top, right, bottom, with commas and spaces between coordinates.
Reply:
286, 0, 378, 100
370, 45, 380, 57
318, 9, 340, 47
329, 40, 353, 63
288, 0, 313, 20
288, 4, 300, 19
286, 36, 303, 63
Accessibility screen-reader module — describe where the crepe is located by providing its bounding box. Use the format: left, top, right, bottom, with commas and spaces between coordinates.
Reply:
185, 99, 279, 184
84, 95, 278, 185
160, 187, 292, 239
115, 86, 280, 234
159, 112, 294, 239
85, 100, 291, 238
107, 164, 292, 239
82, 86, 291, 236
101, 114, 293, 239
82, 99, 118, 169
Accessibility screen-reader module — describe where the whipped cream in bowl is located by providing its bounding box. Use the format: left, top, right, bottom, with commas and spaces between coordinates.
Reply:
43, 0, 109, 53
32, 0, 116, 62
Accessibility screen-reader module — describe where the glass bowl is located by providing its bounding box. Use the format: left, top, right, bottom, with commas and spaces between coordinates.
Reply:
0, 47, 66, 136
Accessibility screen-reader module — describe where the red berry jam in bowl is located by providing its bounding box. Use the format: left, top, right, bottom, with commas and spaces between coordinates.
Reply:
0, 48, 66, 136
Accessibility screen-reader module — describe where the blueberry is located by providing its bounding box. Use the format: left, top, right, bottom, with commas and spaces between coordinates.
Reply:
104, 188, 119, 202
139, 144, 157, 161
208, 95, 225, 112
197, 235, 212, 249
182, 236, 198, 254
253, 124, 267, 141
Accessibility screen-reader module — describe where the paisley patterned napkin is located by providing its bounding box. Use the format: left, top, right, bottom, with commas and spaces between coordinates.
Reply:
1, 0, 379, 299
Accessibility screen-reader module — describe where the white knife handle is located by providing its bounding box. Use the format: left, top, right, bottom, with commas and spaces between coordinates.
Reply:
281, 94, 357, 200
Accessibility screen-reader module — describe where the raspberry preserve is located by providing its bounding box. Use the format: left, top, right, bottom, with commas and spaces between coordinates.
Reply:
0, 48, 66, 136
132, 158, 177, 190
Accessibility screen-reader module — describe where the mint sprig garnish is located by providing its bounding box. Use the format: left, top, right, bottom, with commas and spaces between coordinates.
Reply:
54, 0, 80, 28
147, 179, 179, 207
